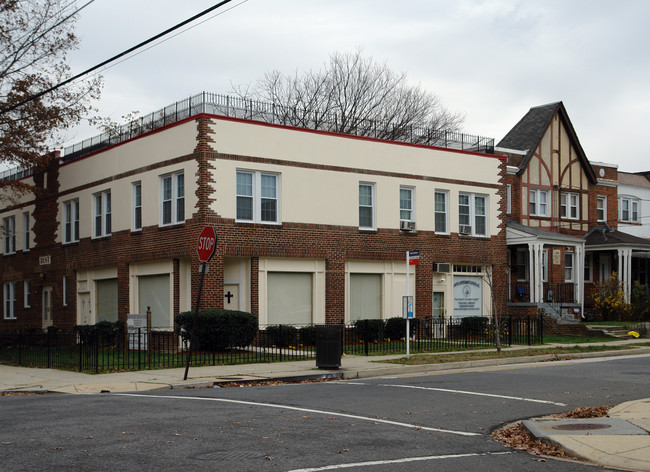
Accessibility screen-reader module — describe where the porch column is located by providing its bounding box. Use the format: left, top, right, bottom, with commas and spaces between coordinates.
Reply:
617, 249, 633, 302
528, 242, 544, 303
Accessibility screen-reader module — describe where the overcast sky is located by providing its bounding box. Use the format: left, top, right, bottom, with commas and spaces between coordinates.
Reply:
61, 0, 650, 172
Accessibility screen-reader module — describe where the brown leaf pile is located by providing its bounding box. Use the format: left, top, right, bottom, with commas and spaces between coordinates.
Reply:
492, 405, 613, 458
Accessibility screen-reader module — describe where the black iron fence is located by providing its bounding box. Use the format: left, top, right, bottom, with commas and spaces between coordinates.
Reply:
0, 316, 542, 373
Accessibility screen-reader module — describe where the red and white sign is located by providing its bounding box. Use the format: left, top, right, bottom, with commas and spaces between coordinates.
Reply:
408, 250, 420, 265
196, 226, 217, 263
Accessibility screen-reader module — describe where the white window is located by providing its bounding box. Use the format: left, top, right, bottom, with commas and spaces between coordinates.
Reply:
133, 182, 142, 231
633, 201, 639, 222
63, 199, 79, 243
506, 184, 512, 215
24, 280, 30, 308
3, 215, 15, 254
560, 193, 579, 219
529, 189, 549, 216
3, 282, 16, 319
618, 197, 639, 223
358, 182, 375, 230
93, 191, 111, 238
597, 196, 606, 223
620, 198, 630, 221
542, 249, 548, 283
399, 186, 414, 222
236, 171, 279, 224
96, 278, 118, 323
434, 190, 448, 234
23, 212, 30, 251
63, 276, 67, 307
565, 252, 574, 282
267, 272, 313, 325
350, 273, 382, 321
459, 193, 488, 236
161, 172, 185, 226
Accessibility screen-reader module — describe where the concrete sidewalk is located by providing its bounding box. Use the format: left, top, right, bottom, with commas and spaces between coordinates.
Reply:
1, 340, 649, 471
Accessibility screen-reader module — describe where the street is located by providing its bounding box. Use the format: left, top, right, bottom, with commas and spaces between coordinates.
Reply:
2, 354, 649, 471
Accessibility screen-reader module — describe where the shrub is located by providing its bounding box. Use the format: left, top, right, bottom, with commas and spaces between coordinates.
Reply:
353, 319, 385, 342
460, 316, 489, 335
175, 309, 258, 351
384, 317, 420, 340
298, 325, 318, 346
74, 320, 125, 346
264, 325, 298, 347
593, 273, 632, 321
631, 281, 650, 321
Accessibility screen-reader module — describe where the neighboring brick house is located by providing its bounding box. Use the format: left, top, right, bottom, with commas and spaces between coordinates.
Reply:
1, 93, 507, 330
496, 102, 650, 320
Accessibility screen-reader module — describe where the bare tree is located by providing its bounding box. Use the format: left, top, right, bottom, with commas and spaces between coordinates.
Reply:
236, 49, 464, 143
0, 0, 102, 199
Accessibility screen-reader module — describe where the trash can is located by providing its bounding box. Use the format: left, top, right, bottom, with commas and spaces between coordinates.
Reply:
315, 324, 342, 369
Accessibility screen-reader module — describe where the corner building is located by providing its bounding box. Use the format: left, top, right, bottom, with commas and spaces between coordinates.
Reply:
0, 94, 507, 330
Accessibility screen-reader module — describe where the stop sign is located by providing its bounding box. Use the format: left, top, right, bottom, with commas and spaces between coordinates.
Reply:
196, 226, 217, 263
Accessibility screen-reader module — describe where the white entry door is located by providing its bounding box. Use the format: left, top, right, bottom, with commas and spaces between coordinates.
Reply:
224, 284, 240, 310
78, 293, 92, 325
42, 285, 53, 329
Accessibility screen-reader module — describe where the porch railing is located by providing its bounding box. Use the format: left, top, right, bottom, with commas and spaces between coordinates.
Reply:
510, 282, 576, 304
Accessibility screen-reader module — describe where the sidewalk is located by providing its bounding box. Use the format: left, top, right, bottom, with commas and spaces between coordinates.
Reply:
1, 339, 649, 471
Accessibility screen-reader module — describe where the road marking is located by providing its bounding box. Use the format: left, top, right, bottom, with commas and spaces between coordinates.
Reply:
379, 384, 567, 406
114, 393, 480, 436
285, 451, 512, 471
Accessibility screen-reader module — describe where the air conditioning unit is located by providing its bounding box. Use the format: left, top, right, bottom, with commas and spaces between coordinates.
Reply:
458, 224, 472, 235
433, 262, 451, 273
400, 220, 416, 232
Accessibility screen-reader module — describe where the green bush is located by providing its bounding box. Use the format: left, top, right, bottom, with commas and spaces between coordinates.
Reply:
353, 319, 385, 343
460, 316, 488, 335
175, 309, 258, 351
298, 325, 318, 346
264, 325, 298, 347
631, 281, 650, 321
384, 317, 419, 340
74, 320, 125, 345
594, 273, 632, 321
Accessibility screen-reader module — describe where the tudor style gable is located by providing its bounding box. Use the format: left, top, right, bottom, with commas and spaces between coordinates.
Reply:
498, 102, 598, 235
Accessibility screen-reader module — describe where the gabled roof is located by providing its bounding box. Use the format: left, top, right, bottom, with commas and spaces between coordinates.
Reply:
497, 102, 597, 183
506, 220, 584, 245
584, 225, 650, 250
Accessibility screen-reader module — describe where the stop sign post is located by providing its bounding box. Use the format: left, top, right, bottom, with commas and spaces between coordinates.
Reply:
184, 226, 218, 380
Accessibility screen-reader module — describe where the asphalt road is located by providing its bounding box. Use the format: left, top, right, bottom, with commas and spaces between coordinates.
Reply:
2, 353, 649, 471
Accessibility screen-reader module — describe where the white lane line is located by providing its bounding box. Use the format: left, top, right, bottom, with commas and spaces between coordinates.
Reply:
379, 384, 567, 406
113, 393, 480, 436
286, 451, 512, 471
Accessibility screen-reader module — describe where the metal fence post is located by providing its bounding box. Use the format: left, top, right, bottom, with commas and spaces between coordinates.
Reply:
364, 320, 369, 356
95, 331, 99, 373
527, 316, 532, 346
46, 329, 51, 369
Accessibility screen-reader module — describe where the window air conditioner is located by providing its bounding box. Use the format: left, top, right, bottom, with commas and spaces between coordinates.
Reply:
433, 263, 451, 273
458, 224, 472, 235
400, 220, 416, 232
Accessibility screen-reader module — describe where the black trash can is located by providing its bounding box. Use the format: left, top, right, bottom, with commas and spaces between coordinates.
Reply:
315, 324, 342, 369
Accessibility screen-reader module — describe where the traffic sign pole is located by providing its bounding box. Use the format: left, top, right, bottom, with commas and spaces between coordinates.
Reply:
184, 226, 217, 381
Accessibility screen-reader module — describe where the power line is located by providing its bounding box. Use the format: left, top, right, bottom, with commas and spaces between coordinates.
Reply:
0, 0, 234, 115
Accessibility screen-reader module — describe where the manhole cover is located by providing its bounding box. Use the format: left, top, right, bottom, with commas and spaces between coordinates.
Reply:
552, 423, 612, 431
195, 450, 267, 461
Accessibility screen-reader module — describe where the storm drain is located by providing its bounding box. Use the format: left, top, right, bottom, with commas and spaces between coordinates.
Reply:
552, 423, 612, 431
195, 450, 267, 461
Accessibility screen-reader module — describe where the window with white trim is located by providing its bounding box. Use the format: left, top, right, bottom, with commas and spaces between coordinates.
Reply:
63, 276, 67, 307
24, 280, 30, 308
236, 171, 279, 224
161, 172, 185, 226
529, 189, 549, 216
267, 272, 313, 324
560, 192, 579, 219
133, 182, 142, 231
516, 249, 528, 282
3, 215, 15, 254
506, 184, 512, 214
23, 212, 30, 251
458, 193, 488, 236
63, 199, 79, 243
565, 252, 574, 282
399, 186, 414, 222
3, 282, 16, 319
434, 190, 448, 234
542, 249, 548, 283
93, 191, 111, 238
358, 182, 375, 230
618, 197, 640, 223
597, 196, 606, 223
